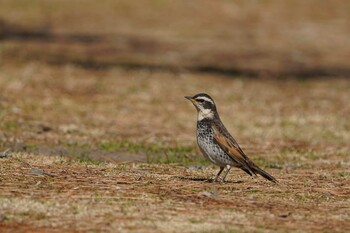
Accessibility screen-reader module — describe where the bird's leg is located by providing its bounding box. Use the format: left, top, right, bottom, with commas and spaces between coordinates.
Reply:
214, 167, 225, 182
221, 165, 232, 182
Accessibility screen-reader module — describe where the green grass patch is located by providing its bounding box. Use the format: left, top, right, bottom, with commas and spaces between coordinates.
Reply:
65, 144, 102, 165
99, 140, 207, 165
337, 172, 350, 178
74, 154, 102, 165
2, 120, 19, 131
100, 141, 142, 153
280, 148, 323, 161
24, 143, 39, 151
250, 155, 283, 169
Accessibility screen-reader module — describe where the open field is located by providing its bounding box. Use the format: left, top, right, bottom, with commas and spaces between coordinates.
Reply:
1, 64, 349, 232
1, 63, 349, 161
1, 0, 350, 232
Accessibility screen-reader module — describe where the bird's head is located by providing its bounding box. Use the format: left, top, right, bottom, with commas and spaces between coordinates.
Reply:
185, 93, 217, 121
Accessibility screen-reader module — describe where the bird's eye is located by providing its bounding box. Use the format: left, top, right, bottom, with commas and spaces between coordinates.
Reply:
196, 99, 205, 103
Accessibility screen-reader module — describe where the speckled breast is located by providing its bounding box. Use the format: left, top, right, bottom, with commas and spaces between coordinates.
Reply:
196, 120, 234, 167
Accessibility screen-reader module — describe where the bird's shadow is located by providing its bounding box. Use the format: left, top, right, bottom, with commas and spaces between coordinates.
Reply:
175, 176, 244, 184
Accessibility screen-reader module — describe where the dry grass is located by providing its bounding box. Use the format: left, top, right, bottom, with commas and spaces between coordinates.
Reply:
0, 63, 349, 232
0, 153, 349, 233
0, 62, 349, 164
0, 63, 349, 155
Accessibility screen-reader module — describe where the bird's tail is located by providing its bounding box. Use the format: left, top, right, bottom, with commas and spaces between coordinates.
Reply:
250, 162, 278, 183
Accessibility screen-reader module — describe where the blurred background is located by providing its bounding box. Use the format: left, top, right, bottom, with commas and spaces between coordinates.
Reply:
0, 0, 349, 163
1, 0, 350, 76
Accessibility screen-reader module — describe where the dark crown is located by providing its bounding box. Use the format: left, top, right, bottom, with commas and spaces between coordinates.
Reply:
192, 93, 213, 100
192, 93, 217, 111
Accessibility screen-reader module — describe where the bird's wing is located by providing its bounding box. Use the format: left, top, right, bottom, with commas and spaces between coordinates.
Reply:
212, 123, 255, 174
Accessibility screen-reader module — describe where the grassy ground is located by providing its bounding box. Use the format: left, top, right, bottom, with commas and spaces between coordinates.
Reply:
1, 153, 349, 233
0, 64, 349, 232
1, 1, 350, 232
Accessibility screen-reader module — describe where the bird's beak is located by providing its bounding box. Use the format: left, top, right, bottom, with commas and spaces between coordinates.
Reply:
184, 96, 194, 102
185, 95, 200, 110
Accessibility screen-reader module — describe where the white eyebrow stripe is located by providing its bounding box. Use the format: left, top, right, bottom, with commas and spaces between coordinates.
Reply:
195, 96, 214, 104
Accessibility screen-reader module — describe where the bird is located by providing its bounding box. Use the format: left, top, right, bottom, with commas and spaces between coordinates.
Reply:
185, 93, 277, 183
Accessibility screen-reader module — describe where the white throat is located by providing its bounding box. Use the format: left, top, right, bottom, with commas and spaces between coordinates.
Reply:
197, 109, 214, 121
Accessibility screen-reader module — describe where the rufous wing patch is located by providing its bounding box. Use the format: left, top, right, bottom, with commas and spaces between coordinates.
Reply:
212, 124, 254, 174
